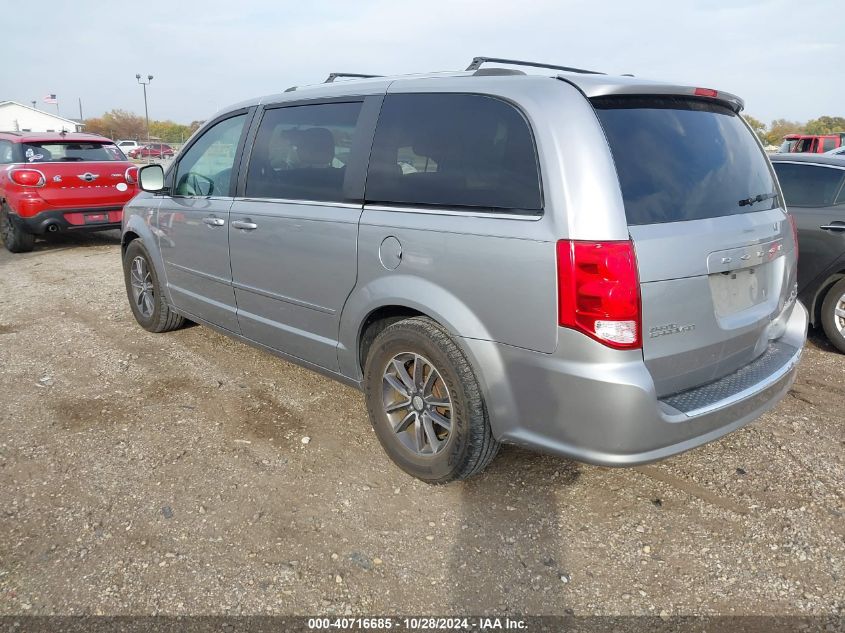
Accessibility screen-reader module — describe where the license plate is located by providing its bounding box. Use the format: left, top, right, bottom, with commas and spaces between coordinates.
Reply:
85, 213, 108, 224
709, 265, 772, 317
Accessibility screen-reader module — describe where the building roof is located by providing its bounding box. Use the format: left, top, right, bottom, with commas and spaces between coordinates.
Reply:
0, 100, 82, 127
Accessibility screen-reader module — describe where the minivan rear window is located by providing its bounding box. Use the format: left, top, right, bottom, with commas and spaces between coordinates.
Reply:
593, 97, 778, 225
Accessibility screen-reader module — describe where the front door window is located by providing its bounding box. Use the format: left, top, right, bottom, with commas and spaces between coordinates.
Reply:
174, 115, 246, 197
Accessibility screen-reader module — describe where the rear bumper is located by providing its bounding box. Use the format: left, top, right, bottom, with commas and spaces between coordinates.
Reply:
11, 207, 123, 234
462, 301, 807, 466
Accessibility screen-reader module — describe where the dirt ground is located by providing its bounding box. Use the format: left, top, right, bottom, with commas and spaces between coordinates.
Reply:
0, 231, 842, 617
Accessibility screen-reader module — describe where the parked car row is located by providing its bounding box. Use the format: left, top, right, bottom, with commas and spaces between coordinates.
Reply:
1, 59, 841, 483
116, 140, 177, 159
128, 142, 175, 159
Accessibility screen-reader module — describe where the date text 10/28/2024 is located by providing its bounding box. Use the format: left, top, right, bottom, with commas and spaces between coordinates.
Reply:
307, 617, 528, 630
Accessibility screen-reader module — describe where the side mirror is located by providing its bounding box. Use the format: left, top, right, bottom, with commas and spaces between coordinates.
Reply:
138, 164, 165, 193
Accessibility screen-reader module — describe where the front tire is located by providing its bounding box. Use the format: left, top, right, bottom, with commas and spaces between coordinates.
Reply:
0, 204, 35, 253
363, 316, 500, 483
122, 239, 184, 333
821, 278, 845, 354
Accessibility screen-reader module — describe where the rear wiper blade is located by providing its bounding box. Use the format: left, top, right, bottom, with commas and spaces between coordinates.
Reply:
738, 192, 777, 207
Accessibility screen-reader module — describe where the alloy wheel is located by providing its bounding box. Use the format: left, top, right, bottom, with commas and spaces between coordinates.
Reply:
382, 352, 453, 456
129, 255, 155, 318
835, 292, 845, 336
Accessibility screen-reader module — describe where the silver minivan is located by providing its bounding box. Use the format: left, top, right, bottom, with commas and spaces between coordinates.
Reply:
121, 58, 807, 482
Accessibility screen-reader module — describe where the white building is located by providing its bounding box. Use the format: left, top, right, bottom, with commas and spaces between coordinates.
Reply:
0, 101, 83, 133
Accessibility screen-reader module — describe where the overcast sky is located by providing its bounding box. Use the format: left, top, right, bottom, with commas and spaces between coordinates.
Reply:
2, 0, 841, 125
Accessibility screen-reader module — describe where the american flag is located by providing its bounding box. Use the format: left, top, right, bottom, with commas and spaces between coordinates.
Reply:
43, 94, 57, 104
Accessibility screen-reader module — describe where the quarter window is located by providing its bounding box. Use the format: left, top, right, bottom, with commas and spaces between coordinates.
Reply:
773, 163, 845, 207
822, 138, 836, 152
244, 102, 363, 202
366, 94, 542, 212
174, 114, 247, 197
0, 140, 13, 164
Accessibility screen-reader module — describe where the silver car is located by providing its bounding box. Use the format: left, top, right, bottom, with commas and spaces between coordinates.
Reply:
121, 57, 807, 482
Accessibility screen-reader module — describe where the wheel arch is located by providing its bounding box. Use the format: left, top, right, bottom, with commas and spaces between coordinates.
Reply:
809, 271, 845, 327
339, 275, 496, 380
121, 208, 172, 305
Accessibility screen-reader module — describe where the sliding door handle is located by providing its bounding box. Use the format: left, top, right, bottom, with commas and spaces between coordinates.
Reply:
231, 219, 258, 231
202, 216, 225, 227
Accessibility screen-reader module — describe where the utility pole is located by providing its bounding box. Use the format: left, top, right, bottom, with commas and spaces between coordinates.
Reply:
136, 73, 153, 162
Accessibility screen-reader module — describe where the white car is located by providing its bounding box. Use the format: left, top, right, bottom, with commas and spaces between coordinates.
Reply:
824, 145, 845, 156
116, 140, 140, 156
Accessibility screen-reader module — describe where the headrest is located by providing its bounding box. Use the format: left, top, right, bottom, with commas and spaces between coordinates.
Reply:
296, 127, 335, 167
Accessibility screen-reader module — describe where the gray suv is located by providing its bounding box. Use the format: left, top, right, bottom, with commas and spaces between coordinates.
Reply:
121, 58, 807, 482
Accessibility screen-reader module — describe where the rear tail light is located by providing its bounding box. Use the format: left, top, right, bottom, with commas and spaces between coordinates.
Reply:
557, 240, 642, 349
788, 213, 799, 262
125, 166, 139, 185
9, 168, 46, 187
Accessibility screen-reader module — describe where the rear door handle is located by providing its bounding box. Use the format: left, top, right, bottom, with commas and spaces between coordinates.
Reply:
819, 224, 845, 232
202, 216, 225, 227
231, 219, 258, 231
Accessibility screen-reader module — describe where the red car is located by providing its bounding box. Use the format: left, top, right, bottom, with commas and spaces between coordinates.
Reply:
128, 143, 174, 159
0, 131, 138, 253
781, 133, 845, 154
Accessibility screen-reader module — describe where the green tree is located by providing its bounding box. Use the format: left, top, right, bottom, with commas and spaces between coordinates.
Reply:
84, 109, 146, 141
743, 114, 767, 141
804, 116, 845, 135
149, 119, 193, 143
764, 119, 806, 146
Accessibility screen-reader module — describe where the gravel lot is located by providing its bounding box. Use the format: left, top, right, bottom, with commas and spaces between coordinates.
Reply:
0, 232, 843, 617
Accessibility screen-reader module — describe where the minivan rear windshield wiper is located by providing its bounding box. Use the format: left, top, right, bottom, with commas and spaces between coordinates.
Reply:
738, 192, 777, 207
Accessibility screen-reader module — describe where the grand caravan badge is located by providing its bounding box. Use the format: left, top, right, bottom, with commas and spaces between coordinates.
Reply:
649, 323, 696, 338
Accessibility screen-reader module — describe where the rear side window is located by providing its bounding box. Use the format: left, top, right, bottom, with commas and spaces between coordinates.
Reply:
20, 142, 124, 163
245, 102, 363, 203
822, 138, 836, 152
593, 97, 778, 225
773, 163, 845, 207
0, 140, 13, 164
366, 93, 542, 213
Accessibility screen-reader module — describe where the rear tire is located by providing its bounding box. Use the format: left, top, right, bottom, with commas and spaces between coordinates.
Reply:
122, 239, 184, 333
820, 278, 845, 354
363, 316, 500, 483
0, 204, 35, 253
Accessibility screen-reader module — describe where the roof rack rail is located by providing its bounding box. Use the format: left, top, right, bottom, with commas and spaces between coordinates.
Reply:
324, 72, 382, 83
466, 56, 605, 76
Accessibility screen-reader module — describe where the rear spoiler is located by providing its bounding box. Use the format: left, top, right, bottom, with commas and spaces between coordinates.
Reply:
556, 75, 745, 113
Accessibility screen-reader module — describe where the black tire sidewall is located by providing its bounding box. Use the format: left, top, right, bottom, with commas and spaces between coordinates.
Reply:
364, 320, 480, 482
123, 240, 165, 332
0, 204, 35, 253
821, 279, 845, 353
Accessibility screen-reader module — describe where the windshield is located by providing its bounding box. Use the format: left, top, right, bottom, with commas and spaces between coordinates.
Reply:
779, 140, 796, 153
21, 142, 124, 163
593, 96, 779, 225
